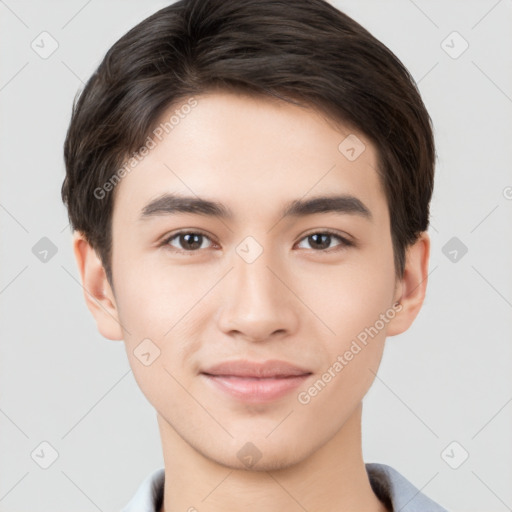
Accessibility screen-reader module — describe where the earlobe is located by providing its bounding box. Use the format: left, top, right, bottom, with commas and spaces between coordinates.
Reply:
386, 232, 431, 337
72, 231, 124, 341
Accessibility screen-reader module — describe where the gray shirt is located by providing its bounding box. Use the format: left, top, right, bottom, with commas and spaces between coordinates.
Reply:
121, 463, 448, 511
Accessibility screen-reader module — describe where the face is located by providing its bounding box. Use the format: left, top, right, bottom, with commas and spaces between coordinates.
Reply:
89, 91, 416, 470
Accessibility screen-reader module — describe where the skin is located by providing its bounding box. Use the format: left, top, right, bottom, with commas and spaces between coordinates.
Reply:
73, 91, 430, 512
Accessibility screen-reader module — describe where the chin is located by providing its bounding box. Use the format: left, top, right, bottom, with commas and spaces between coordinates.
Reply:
206, 439, 308, 473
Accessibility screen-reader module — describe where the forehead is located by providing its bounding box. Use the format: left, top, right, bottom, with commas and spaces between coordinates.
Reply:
112, 90, 388, 227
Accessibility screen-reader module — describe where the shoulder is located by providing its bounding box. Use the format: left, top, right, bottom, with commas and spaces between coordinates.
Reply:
366, 462, 449, 512
121, 467, 165, 512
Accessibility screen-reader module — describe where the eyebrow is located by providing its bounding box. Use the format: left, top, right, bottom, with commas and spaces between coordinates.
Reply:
139, 192, 373, 222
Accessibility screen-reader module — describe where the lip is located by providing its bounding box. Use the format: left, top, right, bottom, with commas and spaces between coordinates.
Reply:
201, 359, 311, 378
200, 359, 312, 403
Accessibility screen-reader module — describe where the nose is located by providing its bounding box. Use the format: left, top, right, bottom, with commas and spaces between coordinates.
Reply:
215, 245, 299, 343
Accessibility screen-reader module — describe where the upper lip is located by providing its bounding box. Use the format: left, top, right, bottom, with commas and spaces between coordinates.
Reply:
201, 359, 312, 378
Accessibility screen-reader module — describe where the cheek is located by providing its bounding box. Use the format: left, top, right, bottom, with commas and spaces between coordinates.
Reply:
304, 255, 396, 341
300, 248, 396, 392
112, 253, 207, 383
297, 282, 393, 415
113, 249, 193, 338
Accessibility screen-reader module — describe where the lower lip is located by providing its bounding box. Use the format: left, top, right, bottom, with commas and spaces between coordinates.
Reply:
201, 373, 311, 403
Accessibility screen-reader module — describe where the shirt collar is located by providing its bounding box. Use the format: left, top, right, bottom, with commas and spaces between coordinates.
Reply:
122, 463, 448, 512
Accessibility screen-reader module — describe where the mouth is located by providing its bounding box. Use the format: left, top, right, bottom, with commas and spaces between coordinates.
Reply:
200, 359, 312, 403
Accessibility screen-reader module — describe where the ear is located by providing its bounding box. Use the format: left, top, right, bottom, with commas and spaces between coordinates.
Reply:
387, 231, 430, 336
72, 231, 124, 341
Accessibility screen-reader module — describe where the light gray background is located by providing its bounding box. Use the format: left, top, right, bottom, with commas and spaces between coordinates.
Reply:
1, 0, 511, 510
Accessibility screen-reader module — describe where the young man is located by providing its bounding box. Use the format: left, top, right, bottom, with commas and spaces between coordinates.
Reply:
61, 0, 447, 510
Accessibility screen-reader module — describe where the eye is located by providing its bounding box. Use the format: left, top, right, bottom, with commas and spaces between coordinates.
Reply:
296, 230, 354, 252
161, 229, 354, 255
163, 231, 215, 254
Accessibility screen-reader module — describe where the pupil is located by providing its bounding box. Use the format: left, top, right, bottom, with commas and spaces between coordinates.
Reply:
182, 233, 201, 250
310, 233, 330, 250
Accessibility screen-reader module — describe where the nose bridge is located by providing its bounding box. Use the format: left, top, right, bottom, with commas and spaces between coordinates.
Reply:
233, 237, 284, 309
216, 236, 297, 339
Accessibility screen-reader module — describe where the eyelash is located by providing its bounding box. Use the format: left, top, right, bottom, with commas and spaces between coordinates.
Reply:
160, 229, 354, 255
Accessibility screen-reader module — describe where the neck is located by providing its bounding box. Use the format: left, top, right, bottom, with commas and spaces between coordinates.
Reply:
157, 403, 388, 512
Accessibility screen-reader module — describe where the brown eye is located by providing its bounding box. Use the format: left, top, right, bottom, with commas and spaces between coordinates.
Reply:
297, 231, 353, 251
165, 231, 214, 252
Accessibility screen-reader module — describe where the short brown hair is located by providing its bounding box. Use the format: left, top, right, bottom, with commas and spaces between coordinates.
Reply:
62, 0, 435, 287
